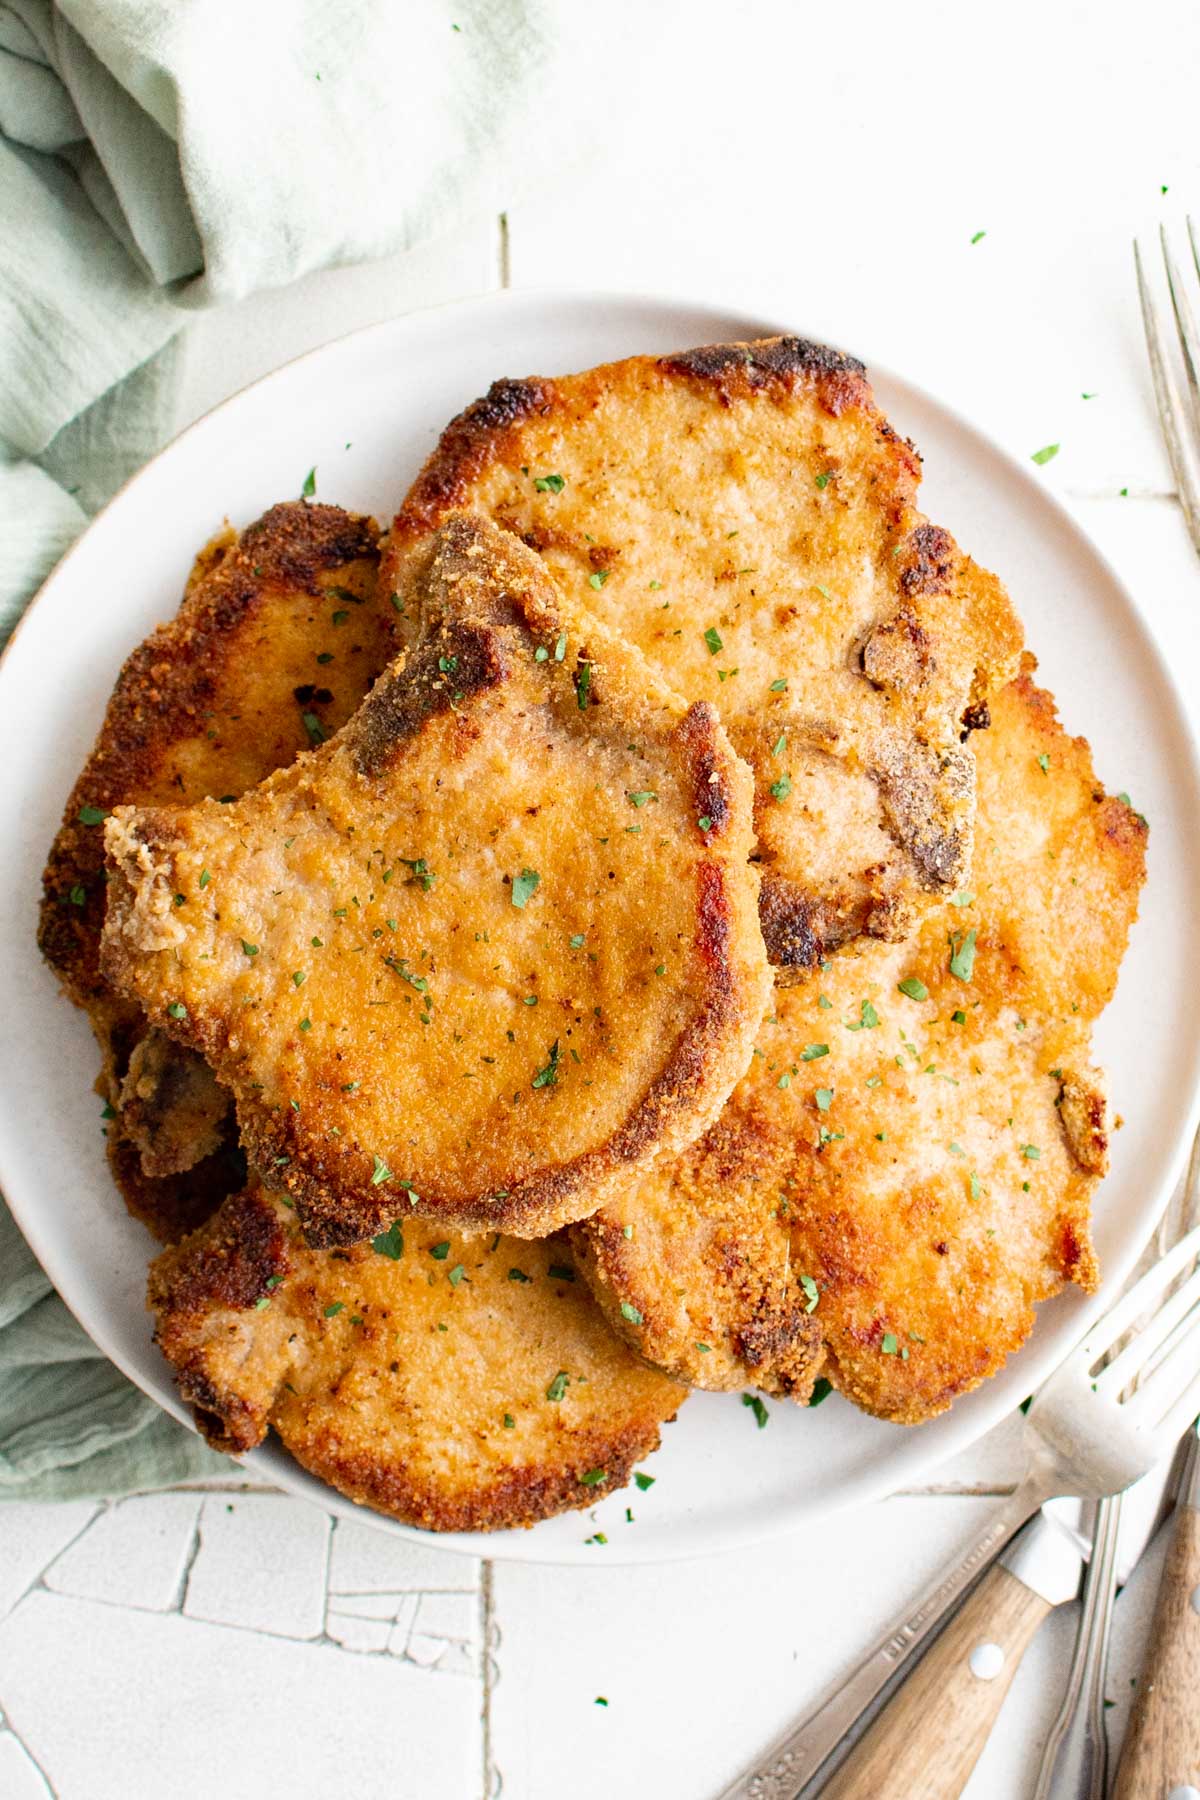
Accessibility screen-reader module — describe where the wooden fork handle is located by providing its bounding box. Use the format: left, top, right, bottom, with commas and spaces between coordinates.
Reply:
1111, 1502, 1200, 1800
820, 1564, 1051, 1800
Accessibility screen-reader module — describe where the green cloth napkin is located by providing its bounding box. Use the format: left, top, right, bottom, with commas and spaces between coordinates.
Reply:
0, 0, 651, 1502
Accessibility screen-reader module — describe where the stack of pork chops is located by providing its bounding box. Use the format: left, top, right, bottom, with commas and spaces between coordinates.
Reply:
39, 338, 1147, 1532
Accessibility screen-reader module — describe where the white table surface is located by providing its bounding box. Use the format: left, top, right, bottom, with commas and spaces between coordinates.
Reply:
5, 4, 1200, 1795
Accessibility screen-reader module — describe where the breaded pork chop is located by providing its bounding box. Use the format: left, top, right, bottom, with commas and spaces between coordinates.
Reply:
572, 665, 1147, 1422
103, 516, 771, 1248
386, 338, 1024, 973
39, 501, 387, 1238
149, 1187, 685, 1532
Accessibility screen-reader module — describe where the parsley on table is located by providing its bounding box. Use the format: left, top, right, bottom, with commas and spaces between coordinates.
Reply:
742, 1393, 769, 1429
511, 868, 540, 908
634, 1471, 656, 1490
301, 466, 316, 498
898, 976, 929, 1001
1031, 444, 1060, 465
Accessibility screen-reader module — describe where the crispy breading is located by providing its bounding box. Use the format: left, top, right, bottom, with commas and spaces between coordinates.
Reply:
102, 516, 771, 1247
572, 664, 1148, 1422
386, 338, 1024, 973
149, 1186, 685, 1532
39, 501, 387, 1236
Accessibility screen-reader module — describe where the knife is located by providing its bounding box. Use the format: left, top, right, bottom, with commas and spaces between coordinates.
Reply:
815, 1476, 1172, 1800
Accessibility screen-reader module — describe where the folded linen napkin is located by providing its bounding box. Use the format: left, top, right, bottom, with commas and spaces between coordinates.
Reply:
0, 0, 663, 1501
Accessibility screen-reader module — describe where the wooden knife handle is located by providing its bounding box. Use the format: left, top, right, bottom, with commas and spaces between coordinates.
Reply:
820, 1564, 1052, 1800
1111, 1504, 1200, 1800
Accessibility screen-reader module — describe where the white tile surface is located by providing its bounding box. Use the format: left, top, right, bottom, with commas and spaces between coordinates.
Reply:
10, 4, 1200, 1794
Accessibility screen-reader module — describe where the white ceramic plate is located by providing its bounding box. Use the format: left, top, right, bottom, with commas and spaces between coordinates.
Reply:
4, 291, 1199, 1565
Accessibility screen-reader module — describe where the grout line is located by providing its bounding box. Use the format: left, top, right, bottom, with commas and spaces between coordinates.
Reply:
497, 213, 511, 290
173, 1497, 207, 1617
481, 1560, 497, 1799
3, 1503, 106, 1625
0, 1718, 58, 1799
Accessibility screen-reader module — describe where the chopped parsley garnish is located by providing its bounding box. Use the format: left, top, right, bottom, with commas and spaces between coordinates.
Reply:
952, 1009, 967, 1025
770, 772, 792, 802
554, 631, 567, 662
808, 1377, 833, 1407
548, 1263, 576, 1282
800, 1274, 820, 1313
949, 928, 978, 982
301, 466, 316, 498
634, 1471, 656, 1491
508, 1267, 530, 1282
546, 1371, 570, 1402
800, 1043, 829, 1061
620, 1301, 644, 1325
503, 1413, 516, 1429
331, 609, 349, 626
697, 814, 714, 831
847, 999, 879, 1031
532, 1040, 561, 1090
371, 1221, 404, 1259
400, 856, 436, 891
949, 891, 974, 907
898, 976, 929, 1001
437, 654, 458, 674
1031, 443, 1060, 466
575, 661, 592, 710
969, 1172, 982, 1201
569, 933, 585, 949
815, 1087, 833, 1113
77, 805, 107, 826
370, 1155, 392, 1185
703, 626, 723, 655
166, 1002, 187, 1019
301, 711, 326, 746
241, 941, 259, 958
881, 1332, 899, 1355
448, 1264, 466, 1287
971, 230, 987, 244
428, 1242, 451, 1261
1021, 1143, 1041, 1160
511, 867, 541, 908
815, 471, 831, 489
742, 1393, 769, 1429
628, 790, 657, 807
580, 1468, 607, 1487
298, 1018, 312, 1032
588, 571, 609, 590
533, 473, 565, 492
1037, 753, 1051, 774
771, 732, 787, 757
324, 1302, 345, 1318
769, 678, 788, 692
68, 885, 86, 907
292, 970, 306, 987
199, 869, 211, 888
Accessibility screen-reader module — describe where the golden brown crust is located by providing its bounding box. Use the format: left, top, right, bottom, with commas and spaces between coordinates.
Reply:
573, 663, 1147, 1422
39, 501, 387, 1237
150, 1187, 684, 1531
103, 516, 771, 1247
386, 337, 1025, 971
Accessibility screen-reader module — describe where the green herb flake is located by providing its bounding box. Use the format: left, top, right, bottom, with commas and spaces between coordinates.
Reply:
580, 1468, 607, 1487
301, 466, 317, 498
628, 790, 657, 807
199, 869, 211, 889
1021, 1143, 1041, 1161
508, 1267, 530, 1283
370, 1154, 392, 1186
575, 662, 592, 710
952, 1009, 967, 1025
548, 1263, 576, 1283
1031, 443, 1060, 466
969, 1172, 982, 1201
532, 1040, 561, 1090
324, 1302, 345, 1318
949, 928, 978, 983
503, 1413, 516, 1429
881, 1332, 899, 1356
949, 891, 974, 907
1037, 753, 1051, 774
371, 1221, 404, 1259
588, 570, 610, 590
815, 471, 831, 489
770, 772, 792, 802
800, 1273, 820, 1313
847, 998, 879, 1031
769, 678, 788, 692
546, 1371, 570, 1402
166, 1002, 187, 1020
703, 626, 724, 655
448, 1264, 466, 1287
742, 1393, 769, 1429
771, 732, 787, 758
898, 976, 929, 1001
511, 867, 541, 909
815, 1087, 834, 1113
533, 473, 565, 493
808, 1377, 833, 1407
301, 711, 326, 746
971, 229, 987, 244
800, 1043, 829, 1062
241, 941, 259, 958
697, 814, 714, 832
634, 1471, 656, 1491
77, 805, 108, 826
620, 1301, 644, 1325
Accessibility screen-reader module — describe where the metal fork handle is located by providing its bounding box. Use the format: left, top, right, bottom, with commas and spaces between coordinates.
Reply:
714, 1477, 1047, 1799
1030, 1491, 1122, 1800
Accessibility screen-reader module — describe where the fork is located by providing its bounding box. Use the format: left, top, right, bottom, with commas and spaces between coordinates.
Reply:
717, 1159, 1200, 1799
1135, 218, 1200, 556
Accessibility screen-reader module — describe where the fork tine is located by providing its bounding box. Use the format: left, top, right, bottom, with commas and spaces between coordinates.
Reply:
1129, 1312, 1200, 1437
1189, 214, 1200, 289
1079, 1220, 1200, 1360
1135, 238, 1200, 550
1151, 1361, 1200, 1445
1094, 1259, 1200, 1395
1160, 225, 1200, 424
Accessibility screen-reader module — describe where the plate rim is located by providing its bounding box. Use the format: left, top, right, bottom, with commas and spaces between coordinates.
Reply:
6, 284, 1200, 1565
